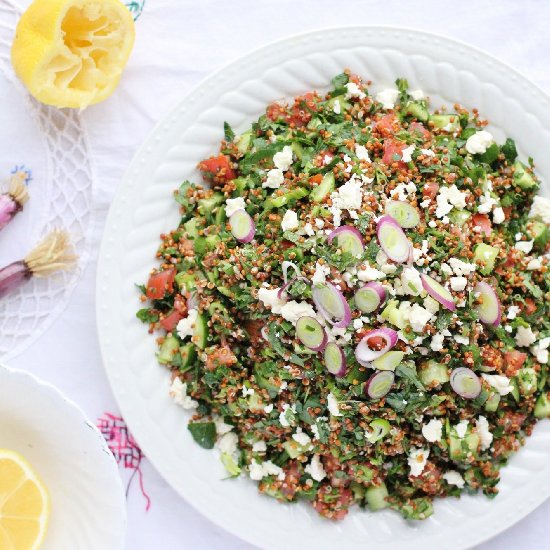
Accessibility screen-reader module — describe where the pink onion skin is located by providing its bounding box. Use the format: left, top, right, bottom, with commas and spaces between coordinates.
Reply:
376, 215, 412, 263
420, 273, 456, 311
324, 343, 347, 377
229, 210, 255, 243
450, 367, 482, 399
0, 194, 18, 231
312, 282, 352, 329
365, 281, 387, 302
473, 281, 502, 327
355, 327, 398, 365
328, 226, 365, 246
296, 316, 328, 352
0, 260, 31, 298
277, 276, 309, 300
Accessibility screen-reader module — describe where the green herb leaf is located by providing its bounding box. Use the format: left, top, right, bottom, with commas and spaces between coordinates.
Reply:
501, 138, 518, 162
223, 121, 235, 142
136, 308, 159, 323
188, 422, 216, 449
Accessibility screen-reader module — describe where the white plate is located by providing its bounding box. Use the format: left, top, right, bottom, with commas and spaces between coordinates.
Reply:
96, 26, 550, 550
0, 365, 126, 550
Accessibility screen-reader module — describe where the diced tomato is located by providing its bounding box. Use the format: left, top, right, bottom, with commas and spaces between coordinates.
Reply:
244, 319, 264, 346
205, 345, 237, 370
160, 310, 184, 332
367, 335, 386, 351
266, 102, 286, 121
198, 155, 236, 181
409, 122, 431, 140
422, 181, 439, 200
503, 350, 528, 377
280, 239, 295, 250
382, 139, 406, 168
375, 114, 398, 137
174, 295, 188, 315
146, 268, 175, 300
522, 298, 537, 315
287, 92, 318, 127
471, 213, 492, 237
309, 173, 323, 184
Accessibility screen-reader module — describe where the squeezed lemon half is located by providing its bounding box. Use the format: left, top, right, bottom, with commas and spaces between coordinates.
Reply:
0, 449, 50, 550
11, 0, 135, 108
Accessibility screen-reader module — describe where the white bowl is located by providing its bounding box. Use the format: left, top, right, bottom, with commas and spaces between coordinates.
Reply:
0, 365, 126, 550
97, 26, 550, 550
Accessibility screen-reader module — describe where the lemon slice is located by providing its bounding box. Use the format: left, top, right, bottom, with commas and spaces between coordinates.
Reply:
11, 0, 135, 109
0, 449, 50, 550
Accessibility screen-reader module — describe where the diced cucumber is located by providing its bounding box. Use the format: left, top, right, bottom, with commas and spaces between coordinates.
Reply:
235, 131, 253, 154
429, 114, 460, 132
264, 187, 309, 210
405, 101, 429, 122
513, 161, 538, 190
528, 219, 550, 250
448, 209, 471, 227
324, 97, 352, 114
282, 439, 309, 459
214, 204, 226, 225
175, 271, 198, 291
518, 367, 538, 396
473, 243, 499, 275
449, 431, 480, 461
310, 172, 335, 203
198, 192, 224, 216
194, 312, 208, 349
232, 177, 249, 194
366, 483, 389, 511
184, 217, 200, 239
380, 300, 408, 329
418, 360, 450, 388
194, 234, 220, 255
247, 393, 265, 413
254, 367, 280, 396
291, 141, 304, 160
179, 343, 197, 371
484, 392, 501, 412
534, 393, 550, 418
221, 453, 241, 477
157, 335, 179, 365
510, 377, 520, 403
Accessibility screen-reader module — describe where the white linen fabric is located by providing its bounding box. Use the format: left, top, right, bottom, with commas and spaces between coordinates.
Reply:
7, 0, 550, 549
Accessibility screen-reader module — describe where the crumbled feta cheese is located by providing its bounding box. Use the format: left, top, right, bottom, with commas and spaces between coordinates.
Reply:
225, 197, 246, 217
258, 287, 285, 314
515, 240, 534, 254
333, 99, 341, 114
263, 403, 274, 414
327, 393, 342, 416
448, 258, 476, 277
408, 304, 433, 332
323, 154, 333, 165
515, 325, 537, 347
481, 374, 513, 395
278, 404, 296, 427
515, 232, 523, 241
303, 222, 315, 236
280, 301, 317, 324
430, 332, 445, 352
421, 148, 435, 157
312, 261, 331, 286
273, 145, 294, 171
169, 378, 198, 409
531, 337, 550, 364
529, 195, 550, 223
242, 385, 254, 397
505, 325, 513, 333
314, 218, 325, 229
217, 432, 238, 455
249, 460, 284, 481
214, 417, 234, 435
435, 185, 468, 218
410, 89, 425, 100
353, 318, 364, 330
355, 144, 371, 162
455, 420, 469, 439
345, 82, 366, 100
450, 276, 468, 292
263, 168, 284, 189
177, 309, 198, 340
507, 305, 520, 320
252, 441, 267, 453
281, 209, 299, 231
401, 266, 423, 296
454, 335, 469, 345
422, 419, 443, 442
292, 430, 312, 448
376, 88, 399, 109
357, 266, 385, 282
465, 130, 494, 155
476, 416, 493, 451
440, 263, 453, 276
428, 219, 437, 227
407, 448, 429, 477
305, 454, 326, 481
443, 470, 465, 488
492, 207, 505, 224
329, 205, 342, 227
331, 175, 363, 211
401, 144, 415, 163
527, 258, 543, 270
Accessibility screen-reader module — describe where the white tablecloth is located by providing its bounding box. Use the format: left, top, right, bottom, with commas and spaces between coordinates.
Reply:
8, 0, 550, 548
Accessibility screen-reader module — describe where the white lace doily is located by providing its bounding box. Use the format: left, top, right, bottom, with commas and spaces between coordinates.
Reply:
0, 0, 94, 360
